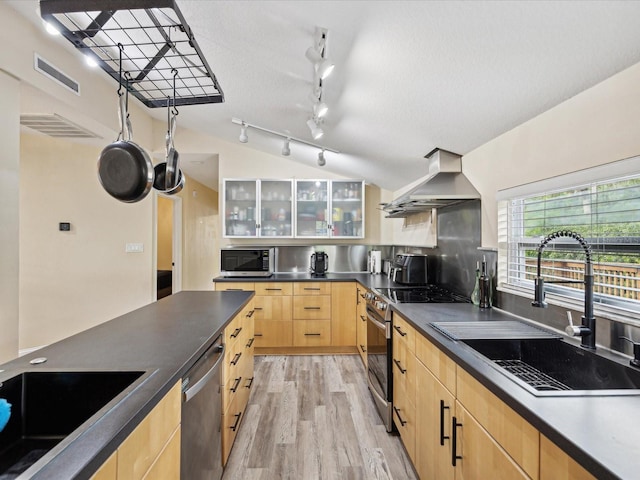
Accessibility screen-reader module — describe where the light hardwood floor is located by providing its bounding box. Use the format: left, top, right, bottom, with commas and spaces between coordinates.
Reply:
223, 355, 418, 480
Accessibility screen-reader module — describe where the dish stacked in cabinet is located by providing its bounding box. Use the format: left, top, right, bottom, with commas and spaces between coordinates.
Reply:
221, 300, 255, 464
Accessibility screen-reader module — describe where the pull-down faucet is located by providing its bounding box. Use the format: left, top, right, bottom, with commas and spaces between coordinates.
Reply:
532, 230, 596, 350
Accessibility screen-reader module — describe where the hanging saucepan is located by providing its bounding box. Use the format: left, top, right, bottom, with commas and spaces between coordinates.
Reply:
97, 73, 154, 202
153, 75, 184, 195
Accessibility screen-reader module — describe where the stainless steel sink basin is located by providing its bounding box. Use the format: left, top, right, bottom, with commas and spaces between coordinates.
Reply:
461, 338, 640, 396
0, 371, 146, 478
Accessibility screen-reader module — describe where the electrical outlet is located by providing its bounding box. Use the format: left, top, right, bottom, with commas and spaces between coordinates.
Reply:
125, 243, 144, 253
59, 222, 71, 231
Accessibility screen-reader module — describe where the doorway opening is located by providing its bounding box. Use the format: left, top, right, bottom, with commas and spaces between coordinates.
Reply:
156, 194, 182, 300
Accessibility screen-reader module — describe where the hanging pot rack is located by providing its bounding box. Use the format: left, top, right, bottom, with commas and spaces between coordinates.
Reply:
39, 0, 224, 108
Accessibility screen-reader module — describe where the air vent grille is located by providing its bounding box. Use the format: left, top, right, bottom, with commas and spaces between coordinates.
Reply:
34, 54, 80, 95
20, 114, 100, 139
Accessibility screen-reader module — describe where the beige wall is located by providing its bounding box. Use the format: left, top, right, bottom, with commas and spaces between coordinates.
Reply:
0, 71, 20, 362
178, 176, 219, 289
463, 62, 640, 248
19, 134, 155, 350
157, 196, 173, 271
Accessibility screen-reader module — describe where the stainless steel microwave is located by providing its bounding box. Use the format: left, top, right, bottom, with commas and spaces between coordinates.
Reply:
220, 248, 275, 277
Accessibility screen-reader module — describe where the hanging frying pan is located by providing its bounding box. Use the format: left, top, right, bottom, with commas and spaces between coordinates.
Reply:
97, 46, 154, 203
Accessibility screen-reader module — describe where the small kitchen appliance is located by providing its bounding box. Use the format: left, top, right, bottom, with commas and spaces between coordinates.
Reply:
220, 248, 274, 277
310, 251, 328, 277
391, 253, 435, 284
368, 250, 382, 274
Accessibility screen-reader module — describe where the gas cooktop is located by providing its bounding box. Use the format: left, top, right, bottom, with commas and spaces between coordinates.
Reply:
375, 285, 470, 304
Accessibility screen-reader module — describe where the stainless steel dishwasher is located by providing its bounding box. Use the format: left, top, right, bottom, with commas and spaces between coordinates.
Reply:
181, 334, 225, 480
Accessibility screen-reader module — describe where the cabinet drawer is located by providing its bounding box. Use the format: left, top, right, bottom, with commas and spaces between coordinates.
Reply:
141, 425, 181, 480
215, 282, 255, 291
392, 313, 416, 353
254, 295, 292, 321
254, 319, 293, 347
456, 368, 539, 479
415, 333, 456, 395
392, 340, 416, 406
293, 282, 331, 295
222, 389, 248, 465
293, 295, 331, 319
392, 384, 416, 462
540, 434, 596, 480
255, 282, 293, 295
293, 320, 331, 346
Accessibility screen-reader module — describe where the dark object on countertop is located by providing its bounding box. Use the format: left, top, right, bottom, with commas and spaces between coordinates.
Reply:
310, 251, 328, 277
620, 337, 640, 368
479, 256, 491, 309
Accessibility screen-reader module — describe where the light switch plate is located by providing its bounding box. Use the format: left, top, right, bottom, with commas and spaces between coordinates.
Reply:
125, 243, 144, 253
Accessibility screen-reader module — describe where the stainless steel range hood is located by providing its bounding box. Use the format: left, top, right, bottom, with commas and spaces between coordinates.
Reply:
382, 148, 480, 218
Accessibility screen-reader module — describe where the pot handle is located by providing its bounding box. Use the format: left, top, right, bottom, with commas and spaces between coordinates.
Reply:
118, 94, 131, 142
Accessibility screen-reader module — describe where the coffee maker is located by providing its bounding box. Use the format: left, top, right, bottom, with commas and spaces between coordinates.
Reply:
310, 251, 328, 277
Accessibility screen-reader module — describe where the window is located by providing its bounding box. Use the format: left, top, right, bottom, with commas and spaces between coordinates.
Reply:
498, 157, 640, 315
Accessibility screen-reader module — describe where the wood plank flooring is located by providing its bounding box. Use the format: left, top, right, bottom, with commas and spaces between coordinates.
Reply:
223, 355, 418, 480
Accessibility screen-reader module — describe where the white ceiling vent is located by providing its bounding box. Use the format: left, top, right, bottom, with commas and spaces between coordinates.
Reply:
20, 114, 100, 139
34, 53, 80, 95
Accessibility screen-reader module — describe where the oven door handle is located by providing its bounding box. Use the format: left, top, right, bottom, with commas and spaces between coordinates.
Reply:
367, 310, 391, 339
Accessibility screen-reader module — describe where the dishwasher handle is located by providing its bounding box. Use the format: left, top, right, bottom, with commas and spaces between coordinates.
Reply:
183, 343, 225, 403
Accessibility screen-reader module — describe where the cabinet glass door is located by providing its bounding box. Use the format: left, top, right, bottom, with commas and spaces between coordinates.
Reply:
260, 180, 293, 237
295, 180, 329, 237
330, 180, 364, 238
224, 180, 257, 237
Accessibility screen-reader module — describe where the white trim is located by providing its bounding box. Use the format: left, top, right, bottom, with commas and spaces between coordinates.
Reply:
496, 155, 640, 201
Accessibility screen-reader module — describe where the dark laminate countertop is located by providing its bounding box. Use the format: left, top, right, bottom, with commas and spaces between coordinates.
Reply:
0, 290, 253, 479
391, 303, 639, 480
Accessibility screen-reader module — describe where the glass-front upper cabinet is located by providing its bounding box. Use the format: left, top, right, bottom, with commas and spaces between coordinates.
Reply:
330, 180, 365, 238
295, 179, 365, 238
260, 180, 293, 237
295, 180, 329, 237
223, 179, 258, 237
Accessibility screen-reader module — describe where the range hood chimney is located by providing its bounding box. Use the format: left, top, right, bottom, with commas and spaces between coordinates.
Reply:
382, 148, 480, 217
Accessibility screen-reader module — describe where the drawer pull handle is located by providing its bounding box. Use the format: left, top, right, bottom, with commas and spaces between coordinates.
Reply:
227, 288, 243, 291
393, 358, 406, 374
230, 376, 242, 393
246, 310, 254, 318
359, 344, 367, 353
304, 333, 321, 336
230, 327, 242, 338
254, 307, 263, 310
393, 406, 407, 427
254, 333, 263, 337
360, 315, 367, 322
393, 325, 407, 337
440, 400, 450, 445
265, 288, 282, 291
304, 287, 321, 290
245, 377, 254, 389
452, 416, 463, 466
230, 412, 242, 432
246, 337, 255, 348
231, 352, 242, 366
304, 306, 321, 310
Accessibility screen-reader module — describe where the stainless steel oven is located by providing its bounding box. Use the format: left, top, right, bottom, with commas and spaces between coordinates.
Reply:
365, 292, 393, 432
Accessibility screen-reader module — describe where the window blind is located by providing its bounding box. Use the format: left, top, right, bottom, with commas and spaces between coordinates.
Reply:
500, 173, 640, 313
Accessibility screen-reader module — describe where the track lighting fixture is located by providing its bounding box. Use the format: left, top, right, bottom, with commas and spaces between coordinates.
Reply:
282, 138, 291, 156
306, 28, 335, 80
231, 118, 338, 162
306, 118, 324, 140
239, 124, 248, 143
317, 150, 326, 167
44, 21, 60, 36
313, 101, 328, 118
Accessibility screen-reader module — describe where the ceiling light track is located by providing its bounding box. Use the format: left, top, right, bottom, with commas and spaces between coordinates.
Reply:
231, 118, 339, 163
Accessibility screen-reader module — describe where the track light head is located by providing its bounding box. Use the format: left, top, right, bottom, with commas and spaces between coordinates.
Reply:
239, 124, 248, 143
317, 150, 326, 167
306, 119, 324, 140
313, 101, 328, 118
317, 59, 335, 79
305, 46, 323, 64
281, 138, 291, 156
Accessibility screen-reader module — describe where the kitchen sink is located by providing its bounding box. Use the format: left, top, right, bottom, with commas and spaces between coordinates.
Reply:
0, 370, 146, 478
461, 338, 640, 396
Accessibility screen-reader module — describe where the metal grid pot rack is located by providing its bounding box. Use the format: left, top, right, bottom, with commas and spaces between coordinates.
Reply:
40, 0, 224, 108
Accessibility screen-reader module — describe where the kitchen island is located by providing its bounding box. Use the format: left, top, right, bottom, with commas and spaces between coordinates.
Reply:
0, 290, 253, 479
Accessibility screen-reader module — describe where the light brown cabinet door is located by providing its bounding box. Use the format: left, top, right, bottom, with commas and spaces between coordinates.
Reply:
254, 282, 293, 296
331, 282, 356, 346
293, 282, 331, 295
455, 402, 530, 480
141, 426, 181, 480
254, 295, 292, 321
254, 319, 293, 347
292, 319, 331, 346
214, 282, 255, 291
90, 452, 117, 480
355, 287, 367, 365
415, 361, 455, 480
292, 295, 331, 319
540, 435, 596, 480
